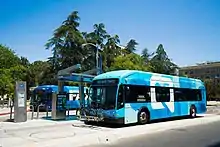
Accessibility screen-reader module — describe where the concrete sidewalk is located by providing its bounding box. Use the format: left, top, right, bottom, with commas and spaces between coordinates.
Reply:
0, 119, 113, 147
207, 101, 220, 106
1, 114, 220, 147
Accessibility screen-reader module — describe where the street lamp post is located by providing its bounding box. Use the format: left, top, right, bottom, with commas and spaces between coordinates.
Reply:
82, 43, 101, 75
82, 43, 125, 74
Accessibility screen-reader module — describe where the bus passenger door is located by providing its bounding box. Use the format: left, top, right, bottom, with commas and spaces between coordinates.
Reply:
124, 85, 138, 124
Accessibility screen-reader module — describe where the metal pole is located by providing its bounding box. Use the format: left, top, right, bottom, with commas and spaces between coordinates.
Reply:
67, 104, 70, 117
46, 104, 49, 118
96, 47, 99, 75
37, 104, 40, 119
7, 99, 9, 108
76, 108, 80, 118
9, 99, 13, 120
29, 105, 34, 120
82, 43, 101, 75
99, 54, 102, 74
31, 106, 34, 120
1, 100, 3, 108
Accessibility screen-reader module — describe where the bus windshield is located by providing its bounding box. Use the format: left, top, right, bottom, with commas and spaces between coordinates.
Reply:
31, 90, 52, 105
88, 86, 117, 110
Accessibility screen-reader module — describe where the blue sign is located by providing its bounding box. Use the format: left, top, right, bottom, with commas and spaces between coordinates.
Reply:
56, 94, 67, 111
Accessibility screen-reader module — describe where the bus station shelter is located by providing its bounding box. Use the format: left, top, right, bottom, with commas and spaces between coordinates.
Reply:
52, 64, 99, 120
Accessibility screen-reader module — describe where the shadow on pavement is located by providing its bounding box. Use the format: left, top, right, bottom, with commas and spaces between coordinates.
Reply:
41, 115, 78, 121
3, 118, 14, 122
207, 141, 220, 147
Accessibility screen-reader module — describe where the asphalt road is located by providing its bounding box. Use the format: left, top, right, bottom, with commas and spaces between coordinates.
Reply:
87, 120, 220, 147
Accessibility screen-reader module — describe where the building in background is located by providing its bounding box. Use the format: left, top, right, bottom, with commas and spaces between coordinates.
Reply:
179, 61, 220, 100
179, 61, 220, 83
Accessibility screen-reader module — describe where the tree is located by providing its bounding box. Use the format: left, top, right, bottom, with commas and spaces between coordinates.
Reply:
84, 23, 109, 47
46, 11, 85, 71
0, 69, 14, 99
0, 67, 27, 100
10, 65, 27, 82
109, 53, 152, 71
43, 10, 180, 82
0, 10, 187, 101
150, 44, 178, 75
0, 44, 28, 99
125, 39, 138, 54
20, 56, 30, 67
0, 44, 21, 69
204, 79, 220, 100
102, 35, 122, 70
27, 61, 51, 86
141, 48, 154, 63
82, 23, 110, 72
38, 63, 57, 85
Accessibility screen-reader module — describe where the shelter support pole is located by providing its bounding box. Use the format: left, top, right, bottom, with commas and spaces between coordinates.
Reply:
79, 75, 85, 108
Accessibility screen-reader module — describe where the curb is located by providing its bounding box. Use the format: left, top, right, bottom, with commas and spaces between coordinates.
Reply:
0, 112, 12, 116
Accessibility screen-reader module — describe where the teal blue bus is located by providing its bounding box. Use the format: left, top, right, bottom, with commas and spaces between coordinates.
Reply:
31, 85, 88, 111
80, 70, 207, 125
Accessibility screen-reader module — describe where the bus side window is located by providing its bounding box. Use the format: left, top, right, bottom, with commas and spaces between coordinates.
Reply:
194, 90, 202, 101
174, 89, 186, 101
174, 88, 202, 101
125, 85, 151, 103
155, 87, 170, 102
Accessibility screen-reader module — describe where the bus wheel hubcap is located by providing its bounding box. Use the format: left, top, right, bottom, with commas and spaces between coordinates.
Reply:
140, 112, 147, 121
192, 109, 196, 117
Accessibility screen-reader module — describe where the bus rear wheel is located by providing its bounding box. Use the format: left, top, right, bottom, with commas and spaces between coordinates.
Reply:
138, 110, 149, 124
190, 106, 197, 118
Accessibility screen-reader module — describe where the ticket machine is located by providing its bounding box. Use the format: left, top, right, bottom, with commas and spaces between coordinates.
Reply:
14, 81, 27, 123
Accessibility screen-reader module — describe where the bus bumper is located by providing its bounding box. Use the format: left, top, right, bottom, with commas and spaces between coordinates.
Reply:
78, 115, 104, 122
78, 115, 124, 124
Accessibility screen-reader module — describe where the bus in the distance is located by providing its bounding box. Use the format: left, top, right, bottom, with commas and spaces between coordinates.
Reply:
30, 85, 88, 111
80, 70, 207, 125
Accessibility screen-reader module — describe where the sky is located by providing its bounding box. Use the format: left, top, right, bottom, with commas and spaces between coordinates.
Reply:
0, 0, 220, 67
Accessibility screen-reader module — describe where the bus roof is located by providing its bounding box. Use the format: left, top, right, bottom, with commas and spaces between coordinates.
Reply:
34, 85, 88, 93
93, 70, 205, 89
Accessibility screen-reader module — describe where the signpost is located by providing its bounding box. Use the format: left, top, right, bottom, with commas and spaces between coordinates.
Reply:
14, 81, 27, 123
51, 82, 68, 120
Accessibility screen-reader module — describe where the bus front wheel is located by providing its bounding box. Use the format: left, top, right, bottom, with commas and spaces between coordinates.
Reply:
190, 106, 197, 118
138, 109, 150, 124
